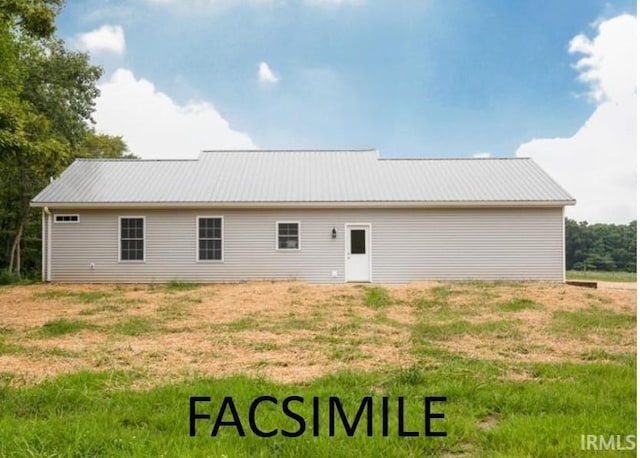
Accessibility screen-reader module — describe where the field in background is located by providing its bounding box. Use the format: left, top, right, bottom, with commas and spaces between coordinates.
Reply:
0, 281, 636, 456
566, 270, 637, 282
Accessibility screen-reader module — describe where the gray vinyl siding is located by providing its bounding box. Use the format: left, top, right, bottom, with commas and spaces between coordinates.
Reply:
47, 207, 564, 283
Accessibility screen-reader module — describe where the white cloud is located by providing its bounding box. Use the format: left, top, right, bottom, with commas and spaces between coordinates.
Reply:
258, 62, 279, 84
516, 14, 636, 224
77, 25, 126, 55
472, 152, 491, 158
94, 69, 256, 159
568, 16, 636, 103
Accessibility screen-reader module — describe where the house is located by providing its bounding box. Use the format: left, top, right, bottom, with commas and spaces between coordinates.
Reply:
31, 149, 575, 283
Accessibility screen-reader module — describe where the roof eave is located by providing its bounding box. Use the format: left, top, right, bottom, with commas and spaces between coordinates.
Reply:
30, 200, 576, 209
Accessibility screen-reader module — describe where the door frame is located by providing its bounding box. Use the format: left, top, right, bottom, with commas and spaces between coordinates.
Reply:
344, 223, 372, 283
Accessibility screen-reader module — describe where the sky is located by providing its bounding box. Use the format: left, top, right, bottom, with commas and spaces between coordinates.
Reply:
56, 0, 636, 223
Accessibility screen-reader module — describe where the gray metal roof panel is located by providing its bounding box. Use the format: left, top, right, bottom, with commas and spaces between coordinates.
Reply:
32, 150, 575, 205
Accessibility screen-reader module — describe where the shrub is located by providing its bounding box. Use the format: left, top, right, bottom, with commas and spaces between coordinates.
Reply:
0, 270, 19, 285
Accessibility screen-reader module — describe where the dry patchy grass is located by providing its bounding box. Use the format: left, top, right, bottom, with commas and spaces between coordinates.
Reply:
0, 280, 635, 386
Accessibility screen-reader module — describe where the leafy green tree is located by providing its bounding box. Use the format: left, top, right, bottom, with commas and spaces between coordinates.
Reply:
565, 218, 636, 272
0, 0, 61, 38
0, 1, 133, 278
78, 132, 136, 159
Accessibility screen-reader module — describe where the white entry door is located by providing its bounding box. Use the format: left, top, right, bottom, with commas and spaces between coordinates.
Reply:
345, 224, 371, 282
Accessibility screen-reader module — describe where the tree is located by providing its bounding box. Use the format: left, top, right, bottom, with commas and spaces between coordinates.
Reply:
77, 132, 136, 159
565, 218, 636, 272
20, 38, 102, 146
0, 0, 62, 38
0, 2, 134, 278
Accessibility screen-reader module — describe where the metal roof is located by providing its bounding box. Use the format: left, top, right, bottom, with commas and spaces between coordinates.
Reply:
31, 149, 575, 207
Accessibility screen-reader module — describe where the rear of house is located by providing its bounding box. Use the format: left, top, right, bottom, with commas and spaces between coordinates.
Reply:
31, 149, 575, 283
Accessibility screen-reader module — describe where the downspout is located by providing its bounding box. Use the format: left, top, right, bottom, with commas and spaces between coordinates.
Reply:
562, 207, 566, 283
41, 211, 45, 281
43, 207, 52, 282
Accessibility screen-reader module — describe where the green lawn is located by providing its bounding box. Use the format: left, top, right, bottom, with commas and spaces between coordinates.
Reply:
0, 358, 636, 457
0, 281, 636, 456
566, 270, 637, 283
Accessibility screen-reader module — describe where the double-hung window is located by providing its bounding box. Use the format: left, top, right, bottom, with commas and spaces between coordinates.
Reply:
119, 217, 145, 262
276, 222, 300, 250
197, 217, 223, 261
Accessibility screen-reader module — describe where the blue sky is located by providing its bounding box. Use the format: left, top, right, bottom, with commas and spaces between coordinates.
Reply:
56, 0, 636, 222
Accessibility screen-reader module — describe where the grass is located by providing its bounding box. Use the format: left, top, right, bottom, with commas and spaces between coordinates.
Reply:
226, 317, 259, 331
165, 281, 199, 292
34, 290, 118, 303
282, 314, 318, 331
156, 297, 199, 320
0, 339, 27, 355
329, 345, 366, 362
410, 297, 453, 319
552, 307, 636, 338
0, 340, 79, 358
430, 285, 452, 300
247, 341, 280, 352
497, 298, 543, 312
579, 349, 631, 362
0, 281, 636, 455
39, 319, 96, 337
113, 317, 158, 336
79, 304, 123, 315
0, 358, 635, 457
566, 270, 637, 282
414, 319, 522, 342
363, 287, 393, 308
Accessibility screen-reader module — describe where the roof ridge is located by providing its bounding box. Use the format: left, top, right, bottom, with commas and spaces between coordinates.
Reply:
379, 157, 529, 161
74, 158, 198, 162
200, 149, 377, 153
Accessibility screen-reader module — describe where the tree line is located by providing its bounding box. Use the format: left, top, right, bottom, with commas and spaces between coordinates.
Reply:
0, 0, 134, 280
565, 218, 636, 272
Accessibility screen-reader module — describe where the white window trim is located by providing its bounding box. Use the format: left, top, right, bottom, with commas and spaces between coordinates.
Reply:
196, 216, 224, 263
275, 221, 301, 251
118, 216, 146, 263
54, 214, 80, 223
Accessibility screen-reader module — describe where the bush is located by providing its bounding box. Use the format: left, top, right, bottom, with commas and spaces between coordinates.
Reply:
0, 270, 19, 285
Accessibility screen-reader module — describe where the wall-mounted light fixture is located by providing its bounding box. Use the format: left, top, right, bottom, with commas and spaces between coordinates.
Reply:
331, 227, 337, 239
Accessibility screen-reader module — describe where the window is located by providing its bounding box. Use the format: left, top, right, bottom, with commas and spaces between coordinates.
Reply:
119, 217, 144, 261
197, 217, 223, 261
350, 229, 366, 254
277, 222, 300, 250
54, 214, 79, 223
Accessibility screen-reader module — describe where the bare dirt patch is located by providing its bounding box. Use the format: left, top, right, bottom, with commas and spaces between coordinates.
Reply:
0, 281, 635, 385
597, 281, 637, 291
